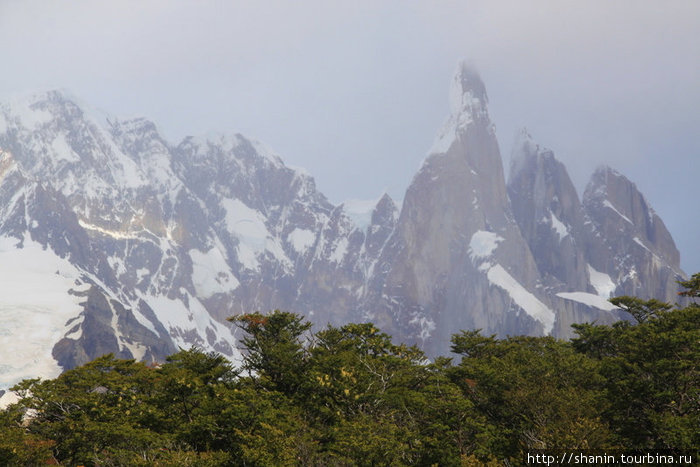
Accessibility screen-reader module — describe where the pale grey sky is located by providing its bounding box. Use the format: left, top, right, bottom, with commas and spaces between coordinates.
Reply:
1, 0, 698, 273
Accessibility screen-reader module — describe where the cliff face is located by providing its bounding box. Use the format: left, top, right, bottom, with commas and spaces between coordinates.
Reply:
581, 166, 683, 301
364, 64, 551, 357
507, 130, 590, 292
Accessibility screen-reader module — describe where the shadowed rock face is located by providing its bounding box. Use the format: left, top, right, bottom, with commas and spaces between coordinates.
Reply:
508, 129, 589, 292
581, 166, 683, 301
0, 65, 686, 389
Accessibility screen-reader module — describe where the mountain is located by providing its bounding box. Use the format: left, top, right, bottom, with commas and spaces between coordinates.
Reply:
0, 66, 686, 397
581, 165, 683, 300
363, 64, 554, 357
506, 130, 684, 337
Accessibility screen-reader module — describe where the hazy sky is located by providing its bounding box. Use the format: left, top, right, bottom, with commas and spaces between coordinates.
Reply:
1, 1, 698, 273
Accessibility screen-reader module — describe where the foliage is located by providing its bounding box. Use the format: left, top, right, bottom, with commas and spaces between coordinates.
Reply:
450, 334, 614, 462
608, 296, 672, 323
0, 403, 55, 465
678, 272, 700, 299
229, 310, 311, 397
1, 281, 698, 465
572, 300, 700, 450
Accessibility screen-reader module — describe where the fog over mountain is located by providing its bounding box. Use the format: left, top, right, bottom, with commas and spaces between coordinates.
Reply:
0, 66, 686, 403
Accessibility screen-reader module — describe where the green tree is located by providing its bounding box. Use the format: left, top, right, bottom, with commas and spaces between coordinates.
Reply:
229, 311, 312, 397
678, 272, 700, 300
608, 296, 672, 323
0, 402, 55, 466
572, 301, 700, 450
450, 333, 613, 463
12, 355, 174, 466
308, 322, 485, 464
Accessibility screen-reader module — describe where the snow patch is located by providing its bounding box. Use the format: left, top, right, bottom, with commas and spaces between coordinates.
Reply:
223, 198, 269, 249
409, 315, 436, 341
189, 247, 239, 298
550, 213, 569, 241
603, 200, 633, 224
11, 101, 53, 129
50, 134, 80, 163
123, 341, 147, 361
0, 391, 19, 409
469, 231, 504, 261
485, 264, 555, 333
64, 315, 85, 340
0, 236, 90, 393
633, 236, 650, 252
329, 237, 349, 264
429, 124, 458, 155
587, 264, 616, 298
557, 292, 618, 311
222, 198, 290, 270
139, 291, 241, 364
79, 220, 139, 240
287, 228, 315, 254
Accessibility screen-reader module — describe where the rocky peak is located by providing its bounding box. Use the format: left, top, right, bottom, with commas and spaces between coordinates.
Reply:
366, 65, 551, 357
508, 129, 582, 235
109, 117, 162, 146
430, 63, 493, 156
579, 166, 684, 309
449, 61, 489, 119
583, 165, 681, 271
371, 193, 398, 226
509, 129, 546, 178
507, 130, 588, 290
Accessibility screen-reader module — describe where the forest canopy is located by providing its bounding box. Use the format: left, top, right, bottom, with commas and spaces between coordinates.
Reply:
1, 275, 698, 466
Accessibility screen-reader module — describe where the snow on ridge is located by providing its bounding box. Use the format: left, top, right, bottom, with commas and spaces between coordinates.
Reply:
486, 264, 555, 334
78, 220, 141, 240
633, 236, 650, 252
469, 230, 504, 261
602, 199, 633, 224
342, 197, 381, 231
557, 292, 618, 311
587, 264, 616, 298
449, 62, 487, 118
188, 132, 284, 169
427, 63, 488, 156
429, 122, 459, 155
428, 88, 481, 156
2, 95, 53, 130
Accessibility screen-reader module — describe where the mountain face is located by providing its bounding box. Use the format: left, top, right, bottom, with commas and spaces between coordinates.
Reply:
581, 166, 683, 301
0, 67, 686, 395
364, 65, 553, 356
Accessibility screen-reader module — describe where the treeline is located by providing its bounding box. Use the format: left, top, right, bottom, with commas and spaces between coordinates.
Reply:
1, 275, 698, 466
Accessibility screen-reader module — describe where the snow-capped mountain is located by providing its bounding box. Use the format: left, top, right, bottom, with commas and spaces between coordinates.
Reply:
0, 65, 686, 395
